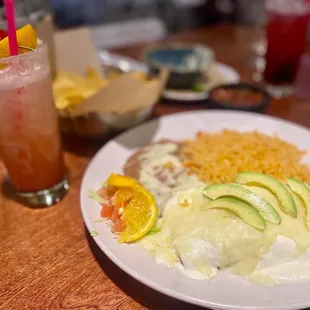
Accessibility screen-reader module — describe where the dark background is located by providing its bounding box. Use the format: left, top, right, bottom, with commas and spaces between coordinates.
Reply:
0, 0, 266, 32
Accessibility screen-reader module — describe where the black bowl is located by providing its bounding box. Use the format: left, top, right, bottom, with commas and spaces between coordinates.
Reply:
142, 43, 214, 90
208, 83, 272, 113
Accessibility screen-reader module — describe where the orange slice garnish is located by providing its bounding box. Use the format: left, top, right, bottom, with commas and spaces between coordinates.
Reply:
106, 174, 158, 243
0, 24, 37, 58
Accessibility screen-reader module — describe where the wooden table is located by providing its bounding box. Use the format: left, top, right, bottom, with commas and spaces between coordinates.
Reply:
1, 25, 310, 310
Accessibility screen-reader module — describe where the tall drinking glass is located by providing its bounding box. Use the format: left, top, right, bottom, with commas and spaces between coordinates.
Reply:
0, 43, 69, 207
264, 0, 310, 98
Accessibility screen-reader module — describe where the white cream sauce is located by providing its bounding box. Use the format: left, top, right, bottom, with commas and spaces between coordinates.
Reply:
140, 187, 310, 285
134, 143, 310, 285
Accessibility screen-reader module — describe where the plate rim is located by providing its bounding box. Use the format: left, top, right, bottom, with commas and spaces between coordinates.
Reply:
80, 110, 310, 310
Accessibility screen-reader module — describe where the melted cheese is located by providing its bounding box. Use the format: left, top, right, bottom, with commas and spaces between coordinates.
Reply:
140, 187, 310, 285
135, 143, 310, 285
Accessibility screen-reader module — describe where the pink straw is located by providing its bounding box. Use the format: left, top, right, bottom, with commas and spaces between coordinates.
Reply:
4, 0, 18, 56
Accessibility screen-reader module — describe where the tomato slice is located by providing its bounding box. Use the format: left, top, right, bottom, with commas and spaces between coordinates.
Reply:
98, 185, 128, 233
100, 205, 113, 218
97, 187, 108, 198
108, 186, 117, 197
113, 218, 126, 233
111, 202, 121, 221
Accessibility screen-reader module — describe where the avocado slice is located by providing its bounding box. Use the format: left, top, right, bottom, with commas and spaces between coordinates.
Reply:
203, 184, 281, 224
246, 186, 280, 211
248, 185, 306, 220
236, 172, 297, 218
204, 197, 266, 230
287, 178, 310, 230
291, 191, 307, 220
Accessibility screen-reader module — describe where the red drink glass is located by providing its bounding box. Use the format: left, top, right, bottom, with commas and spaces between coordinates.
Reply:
264, 0, 310, 98
0, 43, 69, 207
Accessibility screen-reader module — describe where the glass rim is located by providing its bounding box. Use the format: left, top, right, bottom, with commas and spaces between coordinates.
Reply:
0, 40, 46, 64
266, 0, 310, 14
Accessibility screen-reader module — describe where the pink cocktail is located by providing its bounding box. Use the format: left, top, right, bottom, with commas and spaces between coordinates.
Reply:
0, 43, 69, 206
264, 0, 310, 97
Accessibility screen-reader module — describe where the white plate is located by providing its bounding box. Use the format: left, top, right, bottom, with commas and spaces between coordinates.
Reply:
81, 111, 310, 310
162, 63, 240, 102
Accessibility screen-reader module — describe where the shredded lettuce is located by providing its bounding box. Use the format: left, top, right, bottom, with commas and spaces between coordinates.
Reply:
88, 189, 108, 204
147, 227, 162, 236
90, 230, 99, 237
93, 218, 105, 223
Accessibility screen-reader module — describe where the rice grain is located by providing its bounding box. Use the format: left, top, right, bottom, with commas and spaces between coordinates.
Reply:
181, 130, 310, 184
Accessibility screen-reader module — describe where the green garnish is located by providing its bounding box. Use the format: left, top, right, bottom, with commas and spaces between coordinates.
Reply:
93, 218, 105, 223
192, 84, 204, 92
147, 227, 162, 236
88, 189, 107, 204
90, 230, 99, 237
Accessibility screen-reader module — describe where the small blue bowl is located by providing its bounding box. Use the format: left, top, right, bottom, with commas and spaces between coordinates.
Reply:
143, 43, 214, 89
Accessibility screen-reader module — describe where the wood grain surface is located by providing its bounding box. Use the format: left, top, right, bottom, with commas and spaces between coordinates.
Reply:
1, 25, 310, 310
